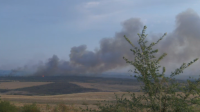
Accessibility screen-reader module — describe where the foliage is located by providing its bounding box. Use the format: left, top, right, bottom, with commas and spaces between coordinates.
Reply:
82, 101, 89, 105
52, 102, 79, 112
0, 100, 79, 112
0, 100, 19, 112
81, 26, 200, 112
46, 104, 51, 111
20, 103, 41, 112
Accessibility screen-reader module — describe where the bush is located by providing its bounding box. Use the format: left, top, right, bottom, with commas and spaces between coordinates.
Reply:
52, 102, 78, 112
46, 104, 51, 111
81, 26, 200, 112
82, 101, 89, 105
21, 103, 41, 112
0, 100, 19, 112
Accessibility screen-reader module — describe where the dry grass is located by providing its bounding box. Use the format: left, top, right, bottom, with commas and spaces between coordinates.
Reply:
0, 92, 129, 112
1, 91, 200, 111
0, 79, 198, 111
0, 92, 154, 110
0, 92, 129, 104
0, 82, 53, 89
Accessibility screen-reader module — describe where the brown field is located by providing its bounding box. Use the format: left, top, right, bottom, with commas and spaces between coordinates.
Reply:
1, 91, 200, 112
0, 76, 198, 112
0, 82, 53, 89
0, 79, 142, 111
0, 92, 129, 104
0, 92, 131, 111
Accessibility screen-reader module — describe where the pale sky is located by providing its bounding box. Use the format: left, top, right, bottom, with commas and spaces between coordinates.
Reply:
1, 0, 200, 79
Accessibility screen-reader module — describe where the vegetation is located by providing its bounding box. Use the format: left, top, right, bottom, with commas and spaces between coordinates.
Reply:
0, 100, 19, 112
52, 102, 79, 112
0, 100, 80, 112
20, 103, 40, 112
81, 26, 200, 112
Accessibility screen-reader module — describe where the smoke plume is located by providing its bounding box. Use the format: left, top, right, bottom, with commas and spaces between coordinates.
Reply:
33, 18, 144, 76
17, 9, 200, 80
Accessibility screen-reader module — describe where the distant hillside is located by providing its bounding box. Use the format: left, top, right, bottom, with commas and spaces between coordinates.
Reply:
0, 70, 189, 82
0, 70, 11, 76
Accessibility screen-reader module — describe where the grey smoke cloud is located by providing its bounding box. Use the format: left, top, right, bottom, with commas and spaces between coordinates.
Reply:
153, 9, 200, 79
23, 9, 200, 80
33, 18, 143, 76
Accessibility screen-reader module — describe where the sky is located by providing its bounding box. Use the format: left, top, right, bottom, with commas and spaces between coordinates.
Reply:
1, 0, 200, 80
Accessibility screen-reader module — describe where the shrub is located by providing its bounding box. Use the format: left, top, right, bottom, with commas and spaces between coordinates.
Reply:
0, 100, 19, 112
46, 104, 51, 111
21, 103, 41, 112
81, 26, 200, 112
52, 102, 79, 112
82, 101, 89, 105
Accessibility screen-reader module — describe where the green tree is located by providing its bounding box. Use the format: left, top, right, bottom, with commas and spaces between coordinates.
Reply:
81, 26, 200, 112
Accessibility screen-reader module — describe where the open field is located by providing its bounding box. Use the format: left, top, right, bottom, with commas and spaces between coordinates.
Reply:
0, 76, 191, 111
0, 92, 128, 104
1, 91, 200, 112
0, 76, 144, 95
0, 76, 143, 111
0, 92, 163, 111
0, 82, 53, 89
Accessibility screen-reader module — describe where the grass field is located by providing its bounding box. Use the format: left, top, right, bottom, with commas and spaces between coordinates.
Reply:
2, 92, 200, 112
0, 92, 149, 112
0, 82, 53, 89
0, 76, 194, 112
0, 76, 141, 111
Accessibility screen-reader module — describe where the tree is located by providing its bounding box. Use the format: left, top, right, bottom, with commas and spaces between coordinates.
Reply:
81, 26, 200, 112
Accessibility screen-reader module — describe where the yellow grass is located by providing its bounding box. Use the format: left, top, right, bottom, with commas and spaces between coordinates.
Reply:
1, 91, 200, 112
0, 92, 128, 103
0, 92, 130, 112
0, 82, 53, 89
